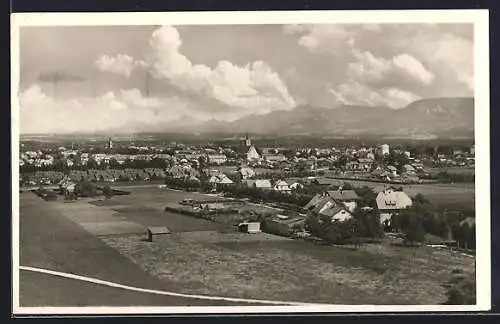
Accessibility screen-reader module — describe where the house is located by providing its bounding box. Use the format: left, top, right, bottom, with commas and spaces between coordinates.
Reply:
402, 164, 418, 176
325, 189, 360, 212
263, 154, 287, 163
273, 180, 291, 193
263, 215, 306, 237
376, 187, 413, 225
238, 166, 255, 180
246, 145, 261, 161
357, 158, 373, 172
207, 154, 228, 165
386, 165, 398, 174
321, 205, 353, 222
243, 179, 273, 190
304, 193, 354, 221
208, 174, 234, 189
286, 179, 304, 190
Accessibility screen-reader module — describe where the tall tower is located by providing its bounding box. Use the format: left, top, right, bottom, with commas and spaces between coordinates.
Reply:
245, 131, 251, 147
107, 137, 113, 150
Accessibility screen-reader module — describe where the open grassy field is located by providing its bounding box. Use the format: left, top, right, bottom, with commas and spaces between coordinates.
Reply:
20, 188, 476, 305
102, 231, 475, 305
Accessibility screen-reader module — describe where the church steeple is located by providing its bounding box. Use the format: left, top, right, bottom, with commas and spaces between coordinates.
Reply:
245, 131, 251, 147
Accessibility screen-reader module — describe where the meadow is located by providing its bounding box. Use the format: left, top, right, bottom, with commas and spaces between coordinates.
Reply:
79, 186, 476, 305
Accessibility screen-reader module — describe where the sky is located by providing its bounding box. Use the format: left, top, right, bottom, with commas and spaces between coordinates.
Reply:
18, 23, 474, 134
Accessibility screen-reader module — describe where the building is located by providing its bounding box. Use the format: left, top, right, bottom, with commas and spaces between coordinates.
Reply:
286, 179, 304, 190
273, 180, 291, 193
325, 189, 360, 212
380, 144, 390, 155
207, 154, 228, 165
263, 215, 306, 237
208, 173, 234, 188
376, 187, 413, 225
238, 222, 261, 234
246, 145, 261, 162
244, 133, 252, 147
304, 192, 355, 220
238, 166, 255, 180
107, 137, 113, 149
470, 144, 475, 155
243, 179, 273, 190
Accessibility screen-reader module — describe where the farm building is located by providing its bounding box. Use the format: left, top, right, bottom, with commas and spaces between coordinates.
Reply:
263, 215, 306, 237
243, 179, 273, 190
237, 222, 261, 234
376, 187, 413, 225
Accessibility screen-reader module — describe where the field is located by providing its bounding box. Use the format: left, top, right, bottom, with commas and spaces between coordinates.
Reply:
20, 186, 476, 305
323, 178, 475, 214
102, 231, 475, 305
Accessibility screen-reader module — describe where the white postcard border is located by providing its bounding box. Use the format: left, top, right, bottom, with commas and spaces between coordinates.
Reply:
10, 9, 491, 315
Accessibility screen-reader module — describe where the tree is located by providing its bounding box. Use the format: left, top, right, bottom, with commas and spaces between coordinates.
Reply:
75, 180, 98, 197
402, 215, 426, 245
102, 185, 113, 199
355, 186, 377, 208
353, 208, 383, 238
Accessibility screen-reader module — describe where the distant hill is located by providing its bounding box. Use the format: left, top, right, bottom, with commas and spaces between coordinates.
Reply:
73, 97, 474, 139
184, 97, 474, 138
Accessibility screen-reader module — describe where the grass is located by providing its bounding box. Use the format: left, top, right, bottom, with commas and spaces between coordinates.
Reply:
102, 231, 476, 305
23, 186, 476, 305
327, 179, 475, 213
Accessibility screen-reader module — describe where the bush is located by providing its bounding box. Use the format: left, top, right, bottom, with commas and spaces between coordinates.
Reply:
102, 185, 113, 199
443, 273, 476, 305
75, 181, 98, 197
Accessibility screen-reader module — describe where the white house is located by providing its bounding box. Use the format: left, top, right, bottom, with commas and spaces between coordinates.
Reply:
380, 144, 390, 155
286, 179, 304, 190
238, 166, 255, 180
273, 180, 291, 193
376, 187, 413, 225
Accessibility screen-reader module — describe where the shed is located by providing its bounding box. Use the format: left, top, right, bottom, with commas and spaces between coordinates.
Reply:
145, 226, 171, 242
238, 222, 261, 234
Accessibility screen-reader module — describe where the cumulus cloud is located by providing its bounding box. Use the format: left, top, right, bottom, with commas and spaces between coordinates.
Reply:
285, 23, 473, 107
94, 54, 144, 78
19, 84, 185, 134
348, 48, 435, 88
145, 26, 296, 115
328, 80, 420, 108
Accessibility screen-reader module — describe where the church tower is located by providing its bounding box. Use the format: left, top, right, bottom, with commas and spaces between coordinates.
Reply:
107, 137, 113, 150
245, 132, 252, 147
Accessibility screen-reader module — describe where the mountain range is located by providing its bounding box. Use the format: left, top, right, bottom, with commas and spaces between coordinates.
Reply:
105, 97, 474, 139
149, 97, 474, 138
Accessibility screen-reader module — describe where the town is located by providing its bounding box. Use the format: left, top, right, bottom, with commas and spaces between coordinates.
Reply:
16, 19, 480, 309
19, 134, 476, 305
